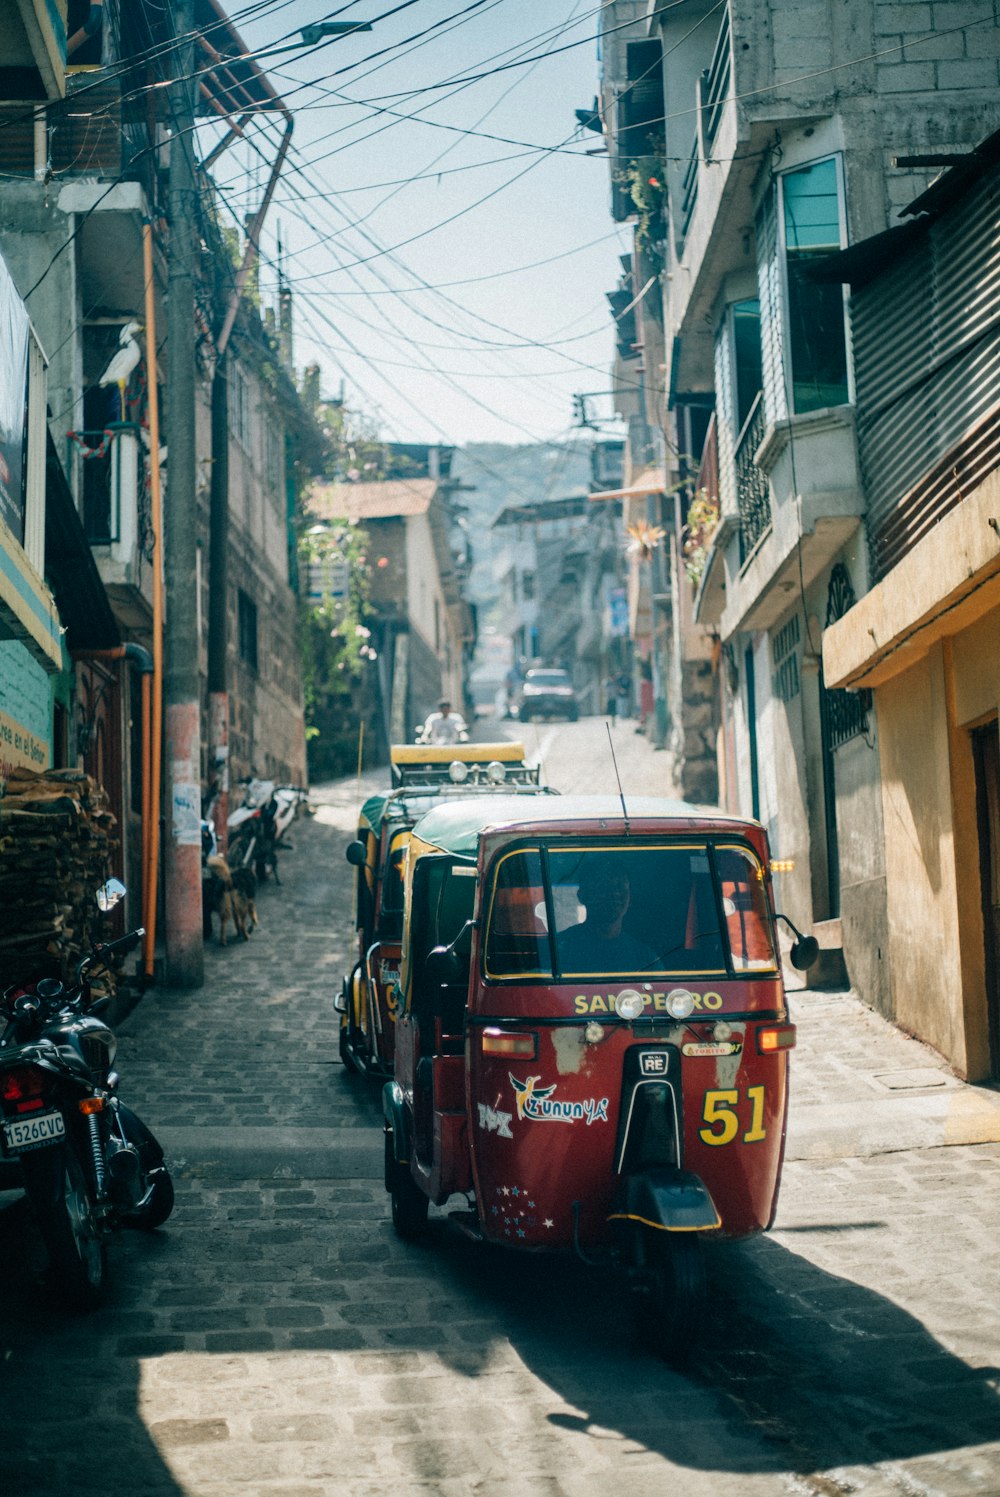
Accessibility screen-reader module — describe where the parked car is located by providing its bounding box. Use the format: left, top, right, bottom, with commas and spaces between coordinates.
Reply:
513, 668, 579, 723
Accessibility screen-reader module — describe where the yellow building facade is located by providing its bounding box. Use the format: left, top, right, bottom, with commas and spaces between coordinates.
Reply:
825, 469, 1000, 1080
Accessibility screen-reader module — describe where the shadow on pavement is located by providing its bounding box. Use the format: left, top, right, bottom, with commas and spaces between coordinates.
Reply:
0, 1192, 184, 1496
384, 1217, 1000, 1478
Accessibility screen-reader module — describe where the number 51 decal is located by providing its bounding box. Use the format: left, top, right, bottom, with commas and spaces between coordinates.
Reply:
699, 1086, 767, 1146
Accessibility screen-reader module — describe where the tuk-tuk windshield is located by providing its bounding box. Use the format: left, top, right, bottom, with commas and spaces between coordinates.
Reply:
484, 842, 777, 980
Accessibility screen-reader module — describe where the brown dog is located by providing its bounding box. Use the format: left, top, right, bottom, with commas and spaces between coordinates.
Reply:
205, 854, 254, 945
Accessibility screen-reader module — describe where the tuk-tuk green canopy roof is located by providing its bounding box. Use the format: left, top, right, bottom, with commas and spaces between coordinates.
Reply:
410, 794, 753, 858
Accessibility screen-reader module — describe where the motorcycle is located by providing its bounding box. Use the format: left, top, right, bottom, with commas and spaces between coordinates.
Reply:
271, 785, 309, 849
228, 778, 280, 884
0, 878, 174, 1308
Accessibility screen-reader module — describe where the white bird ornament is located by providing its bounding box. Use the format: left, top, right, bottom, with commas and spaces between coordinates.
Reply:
99, 320, 143, 419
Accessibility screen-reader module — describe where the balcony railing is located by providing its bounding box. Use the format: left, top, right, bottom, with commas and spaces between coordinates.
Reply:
678, 136, 699, 243
699, 6, 732, 156
735, 392, 770, 563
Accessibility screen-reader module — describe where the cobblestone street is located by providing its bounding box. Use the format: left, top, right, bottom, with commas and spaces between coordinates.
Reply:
2, 717, 999, 1496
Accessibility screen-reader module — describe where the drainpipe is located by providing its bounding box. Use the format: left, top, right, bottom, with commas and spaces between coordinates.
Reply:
142, 220, 165, 984
72, 644, 155, 979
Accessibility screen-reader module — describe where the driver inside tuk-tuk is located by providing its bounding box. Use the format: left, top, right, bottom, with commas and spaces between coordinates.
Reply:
558, 858, 660, 972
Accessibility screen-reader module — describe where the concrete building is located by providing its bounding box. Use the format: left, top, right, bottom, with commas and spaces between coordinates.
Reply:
306, 470, 473, 754
822, 131, 1000, 1081
594, 0, 1000, 1004
0, 1, 317, 956
492, 491, 626, 716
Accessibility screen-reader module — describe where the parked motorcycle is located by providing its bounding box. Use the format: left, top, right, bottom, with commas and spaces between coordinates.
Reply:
0, 878, 174, 1308
228, 778, 280, 883
272, 785, 309, 849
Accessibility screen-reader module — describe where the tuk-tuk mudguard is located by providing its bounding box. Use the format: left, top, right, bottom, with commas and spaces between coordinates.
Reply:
383, 1081, 409, 1165
607, 1167, 721, 1233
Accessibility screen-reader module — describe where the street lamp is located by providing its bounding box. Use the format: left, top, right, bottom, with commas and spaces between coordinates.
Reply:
250, 22, 374, 61
300, 22, 373, 44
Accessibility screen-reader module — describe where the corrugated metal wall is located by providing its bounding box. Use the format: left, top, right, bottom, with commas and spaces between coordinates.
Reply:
853, 169, 1000, 580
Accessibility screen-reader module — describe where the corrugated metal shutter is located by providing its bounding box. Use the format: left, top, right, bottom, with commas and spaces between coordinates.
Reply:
854, 170, 1000, 579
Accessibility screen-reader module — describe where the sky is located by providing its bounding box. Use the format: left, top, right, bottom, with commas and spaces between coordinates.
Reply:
209, 0, 631, 447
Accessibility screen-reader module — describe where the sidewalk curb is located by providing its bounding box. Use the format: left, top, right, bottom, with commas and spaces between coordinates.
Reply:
786, 1086, 1000, 1160
158, 1125, 384, 1179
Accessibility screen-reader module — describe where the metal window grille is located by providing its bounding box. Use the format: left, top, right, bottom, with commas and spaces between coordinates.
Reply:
823, 564, 871, 748
771, 614, 800, 702
735, 392, 770, 562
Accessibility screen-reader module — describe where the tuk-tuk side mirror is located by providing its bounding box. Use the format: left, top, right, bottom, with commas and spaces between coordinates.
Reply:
775, 912, 818, 972
790, 935, 819, 971
426, 945, 462, 988
345, 840, 367, 867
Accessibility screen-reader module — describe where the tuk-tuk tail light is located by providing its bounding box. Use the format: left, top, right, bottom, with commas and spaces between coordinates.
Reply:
482, 1028, 537, 1058
757, 1024, 796, 1053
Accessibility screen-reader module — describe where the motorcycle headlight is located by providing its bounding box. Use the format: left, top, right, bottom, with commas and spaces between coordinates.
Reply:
666, 988, 696, 1019
448, 761, 469, 783
614, 988, 646, 1021
487, 761, 506, 784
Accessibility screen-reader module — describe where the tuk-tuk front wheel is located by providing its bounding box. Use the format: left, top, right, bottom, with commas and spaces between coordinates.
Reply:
634, 1228, 706, 1360
384, 1131, 428, 1240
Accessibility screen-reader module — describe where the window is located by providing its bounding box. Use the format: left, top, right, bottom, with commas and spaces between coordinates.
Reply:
483, 842, 778, 981
521, 571, 536, 601
237, 589, 258, 672
228, 361, 253, 453
732, 299, 763, 435
379, 832, 408, 940
485, 849, 551, 978
716, 846, 778, 972
781, 159, 849, 413
771, 613, 801, 702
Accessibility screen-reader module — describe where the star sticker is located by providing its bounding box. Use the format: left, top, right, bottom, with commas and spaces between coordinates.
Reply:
517, 1228, 526, 1238
528, 1200, 535, 1208
501, 1186, 510, 1197
490, 1205, 498, 1215
511, 1186, 520, 1197
543, 1218, 554, 1229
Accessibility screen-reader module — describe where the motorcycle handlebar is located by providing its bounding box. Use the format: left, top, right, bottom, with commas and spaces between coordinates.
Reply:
101, 929, 145, 958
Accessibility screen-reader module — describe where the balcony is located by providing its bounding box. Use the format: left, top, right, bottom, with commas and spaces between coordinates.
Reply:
676, 1, 733, 248
719, 404, 865, 639
699, 6, 731, 156
735, 394, 770, 563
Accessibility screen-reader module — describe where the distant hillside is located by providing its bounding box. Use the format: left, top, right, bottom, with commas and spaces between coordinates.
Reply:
452, 440, 593, 605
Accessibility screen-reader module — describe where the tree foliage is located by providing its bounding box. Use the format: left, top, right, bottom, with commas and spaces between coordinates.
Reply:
299, 519, 376, 781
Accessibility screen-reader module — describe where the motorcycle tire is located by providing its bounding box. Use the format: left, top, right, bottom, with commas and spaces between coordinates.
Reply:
385, 1130, 428, 1240
22, 1145, 106, 1310
633, 1227, 706, 1362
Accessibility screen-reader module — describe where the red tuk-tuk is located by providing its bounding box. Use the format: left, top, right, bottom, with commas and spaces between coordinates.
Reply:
383, 795, 816, 1350
337, 743, 551, 1078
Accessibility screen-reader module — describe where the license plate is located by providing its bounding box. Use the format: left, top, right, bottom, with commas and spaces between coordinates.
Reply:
3, 1110, 66, 1154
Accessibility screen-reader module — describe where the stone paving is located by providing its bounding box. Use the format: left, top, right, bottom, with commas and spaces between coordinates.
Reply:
1, 716, 999, 1496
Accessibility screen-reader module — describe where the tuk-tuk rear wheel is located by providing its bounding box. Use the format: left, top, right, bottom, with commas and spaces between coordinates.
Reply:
385, 1132, 428, 1240
636, 1229, 706, 1360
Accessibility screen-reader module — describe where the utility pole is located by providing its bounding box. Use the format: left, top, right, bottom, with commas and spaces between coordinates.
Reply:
164, 0, 204, 987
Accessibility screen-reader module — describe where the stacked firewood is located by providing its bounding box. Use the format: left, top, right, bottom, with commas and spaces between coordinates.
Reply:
0, 767, 117, 988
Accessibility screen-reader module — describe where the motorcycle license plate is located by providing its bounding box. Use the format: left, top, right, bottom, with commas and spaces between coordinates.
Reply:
3, 1110, 65, 1155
